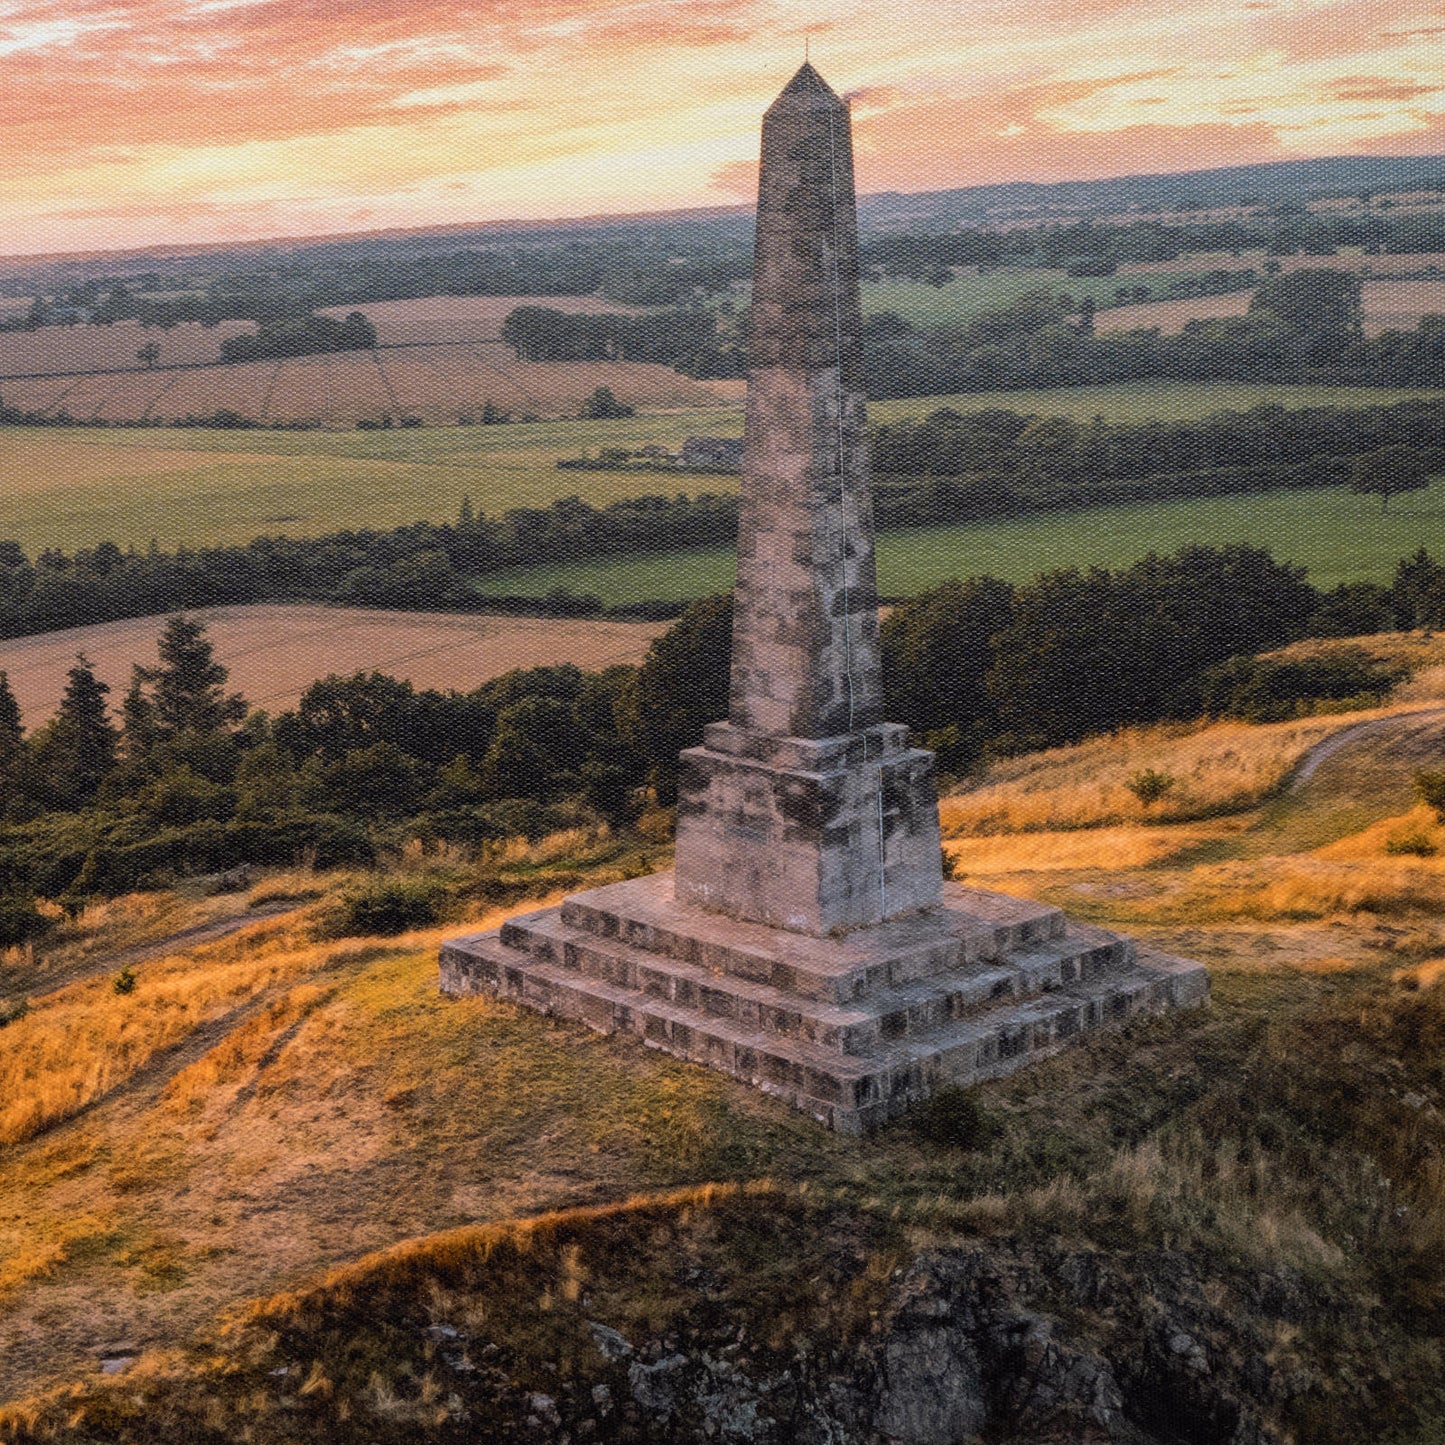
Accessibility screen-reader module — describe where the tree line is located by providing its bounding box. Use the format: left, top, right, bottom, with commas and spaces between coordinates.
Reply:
860, 209, 1445, 280
500, 307, 745, 378
861, 271, 1445, 397
1, 396, 1442, 640
217, 311, 377, 364
494, 272, 1445, 397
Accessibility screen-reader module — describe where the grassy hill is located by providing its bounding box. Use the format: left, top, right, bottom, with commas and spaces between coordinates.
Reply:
7, 653, 1445, 1438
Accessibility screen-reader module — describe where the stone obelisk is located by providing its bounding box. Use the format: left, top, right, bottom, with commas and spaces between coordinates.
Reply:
438, 64, 1208, 1134
673, 62, 943, 935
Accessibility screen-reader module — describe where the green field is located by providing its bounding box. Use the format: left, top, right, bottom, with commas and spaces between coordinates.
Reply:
475, 479, 1445, 603
859, 269, 1196, 328
3, 380, 1443, 553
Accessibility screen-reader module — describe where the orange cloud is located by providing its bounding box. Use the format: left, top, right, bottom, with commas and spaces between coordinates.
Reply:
708, 158, 759, 199
1330, 74, 1441, 102
852, 88, 1290, 190
3, 0, 1443, 254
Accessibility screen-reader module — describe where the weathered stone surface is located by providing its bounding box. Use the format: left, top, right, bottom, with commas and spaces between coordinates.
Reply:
438, 62, 1209, 1127
440, 869, 1209, 1134
671, 62, 942, 936
674, 725, 943, 934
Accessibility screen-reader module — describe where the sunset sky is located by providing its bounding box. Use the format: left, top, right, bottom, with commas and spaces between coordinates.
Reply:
5, 0, 1445, 257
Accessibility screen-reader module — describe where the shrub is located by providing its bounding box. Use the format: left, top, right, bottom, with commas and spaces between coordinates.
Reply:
1386, 829, 1438, 857
1199, 648, 1405, 722
1125, 768, 1176, 806
312, 875, 449, 939
0, 892, 49, 948
1416, 769, 1445, 818
904, 1085, 1002, 1150
113, 967, 137, 995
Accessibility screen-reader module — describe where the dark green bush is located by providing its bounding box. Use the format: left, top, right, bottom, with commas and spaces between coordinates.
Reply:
0, 892, 48, 948
1198, 648, 1406, 722
313, 875, 449, 939
1415, 769, 1445, 818
1126, 768, 1176, 805
904, 1085, 1002, 1151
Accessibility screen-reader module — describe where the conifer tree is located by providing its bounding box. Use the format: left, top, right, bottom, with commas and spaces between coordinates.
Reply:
0, 671, 25, 809
54, 654, 118, 801
120, 667, 160, 760
134, 616, 246, 736
0, 671, 22, 766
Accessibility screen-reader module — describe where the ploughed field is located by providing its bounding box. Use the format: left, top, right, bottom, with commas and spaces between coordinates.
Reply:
0, 347, 727, 430
0, 604, 671, 728
0, 293, 726, 429
3, 379, 1441, 554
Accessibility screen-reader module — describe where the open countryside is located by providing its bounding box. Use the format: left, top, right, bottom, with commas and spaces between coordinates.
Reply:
473, 478, 1445, 604
0, 605, 670, 728
1097, 278, 1445, 336
3, 380, 1443, 552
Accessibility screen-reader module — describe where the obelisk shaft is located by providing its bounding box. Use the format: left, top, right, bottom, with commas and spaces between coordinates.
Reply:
729, 63, 884, 740
673, 64, 943, 935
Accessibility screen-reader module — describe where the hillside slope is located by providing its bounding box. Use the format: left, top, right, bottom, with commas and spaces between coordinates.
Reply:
5, 698, 1445, 1439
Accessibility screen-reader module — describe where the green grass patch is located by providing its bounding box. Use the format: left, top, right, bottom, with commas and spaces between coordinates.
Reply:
860, 268, 1183, 327
476, 478, 1445, 604
0, 411, 741, 554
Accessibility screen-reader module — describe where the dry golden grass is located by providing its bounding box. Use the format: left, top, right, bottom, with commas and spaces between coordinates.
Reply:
248, 1179, 768, 1326
160, 983, 334, 1116
940, 715, 1352, 836
1103, 854, 1445, 926
0, 916, 321, 1147
945, 822, 1221, 873
1313, 803, 1445, 861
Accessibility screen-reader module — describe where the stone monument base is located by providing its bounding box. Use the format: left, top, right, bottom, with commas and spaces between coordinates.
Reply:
439, 871, 1208, 1134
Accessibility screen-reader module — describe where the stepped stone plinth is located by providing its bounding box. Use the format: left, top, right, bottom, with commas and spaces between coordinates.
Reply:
440, 873, 1207, 1134
438, 62, 1208, 1130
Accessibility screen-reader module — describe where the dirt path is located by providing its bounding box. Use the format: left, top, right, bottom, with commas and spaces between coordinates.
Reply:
1289, 707, 1445, 789
4, 903, 301, 1007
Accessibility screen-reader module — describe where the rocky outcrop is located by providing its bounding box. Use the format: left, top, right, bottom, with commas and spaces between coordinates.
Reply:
411, 1239, 1342, 1443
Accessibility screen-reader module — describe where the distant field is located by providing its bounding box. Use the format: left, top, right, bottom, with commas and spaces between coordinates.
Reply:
316, 293, 635, 345
0, 295, 630, 380
0, 408, 743, 551
472, 478, 1445, 604
0, 345, 726, 429
860, 270, 1185, 327
0, 603, 670, 727
1097, 278, 1445, 336
5, 379, 1444, 553
0, 294, 693, 427
869, 378, 1445, 425
1121, 249, 1445, 276
0, 318, 256, 379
